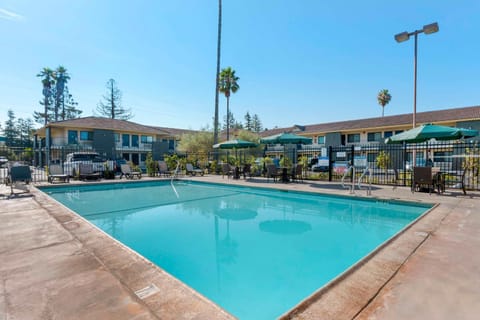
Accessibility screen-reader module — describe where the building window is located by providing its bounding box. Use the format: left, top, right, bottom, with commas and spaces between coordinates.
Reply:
317, 136, 325, 144
347, 134, 360, 143
141, 135, 153, 143
68, 130, 78, 144
169, 139, 175, 150
141, 153, 147, 162
395, 130, 404, 134
80, 131, 93, 141
384, 131, 393, 138
367, 132, 382, 142
433, 151, 452, 163
122, 134, 130, 147
132, 135, 139, 147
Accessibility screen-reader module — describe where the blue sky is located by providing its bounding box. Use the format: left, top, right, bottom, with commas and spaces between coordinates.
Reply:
1, 1, 479, 131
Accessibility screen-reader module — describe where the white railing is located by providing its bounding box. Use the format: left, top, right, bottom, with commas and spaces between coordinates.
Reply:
170, 161, 181, 198
341, 165, 355, 194
357, 166, 372, 196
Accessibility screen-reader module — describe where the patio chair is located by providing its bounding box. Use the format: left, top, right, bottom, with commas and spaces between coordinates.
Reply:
242, 164, 252, 179
221, 163, 233, 179
412, 166, 434, 194
48, 164, 69, 183
157, 160, 172, 177
266, 164, 281, 182
6, 165, 32, 196
79, 163, 102, 181
291, 164, 304, 183
186, 163, 204, 176
120, 164, 142, 179
444, 169, 466, 195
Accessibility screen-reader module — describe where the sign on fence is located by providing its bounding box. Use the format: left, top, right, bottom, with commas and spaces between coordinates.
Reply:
354, 156, 367, 168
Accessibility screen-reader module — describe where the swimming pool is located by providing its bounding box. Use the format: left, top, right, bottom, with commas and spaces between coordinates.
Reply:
41, 181, 431, 319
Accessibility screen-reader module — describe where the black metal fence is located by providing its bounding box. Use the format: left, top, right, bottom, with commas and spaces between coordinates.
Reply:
289, 141, 479, 191
204, 141, 479, 191
1, 141, 479, 191
0, 146, 47, 183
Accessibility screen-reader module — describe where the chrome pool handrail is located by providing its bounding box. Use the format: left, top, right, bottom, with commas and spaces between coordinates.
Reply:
170, 161, 180, 198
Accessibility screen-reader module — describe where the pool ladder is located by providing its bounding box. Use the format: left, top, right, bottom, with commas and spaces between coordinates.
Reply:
358, 166, 372, 196
341, 165, 356, 194
341, 165, 372, 196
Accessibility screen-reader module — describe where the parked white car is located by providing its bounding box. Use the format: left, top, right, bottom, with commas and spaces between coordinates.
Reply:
0, 156, 8, 167
63, 152, 105, 177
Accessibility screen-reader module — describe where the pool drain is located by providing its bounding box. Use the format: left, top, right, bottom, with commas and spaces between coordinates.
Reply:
135, 284, 160, 299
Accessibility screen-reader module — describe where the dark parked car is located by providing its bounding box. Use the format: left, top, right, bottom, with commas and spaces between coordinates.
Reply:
311, 164, 329, 172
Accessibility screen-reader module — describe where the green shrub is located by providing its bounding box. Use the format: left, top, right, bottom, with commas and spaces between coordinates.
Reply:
145, 152, 157, 177
463, 147, 479, 173
165, 154, 179, 171
280, 156, 292, 168
246, 155, 260, 176
103, 163, 115, 179
376, 151, 391, 172
262, 156, 273, 166
209, 160, 218, 174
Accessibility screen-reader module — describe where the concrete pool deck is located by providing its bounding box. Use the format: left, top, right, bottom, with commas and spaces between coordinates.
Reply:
1, 176, 479, 319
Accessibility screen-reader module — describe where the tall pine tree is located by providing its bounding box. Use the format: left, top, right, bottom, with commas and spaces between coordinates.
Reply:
96, 79, 133, 120
252, 114, 263, 133
4, 110, 35, 147
4, 109, 18, 147
244, 112, 253, 131
16, 118, 34, 147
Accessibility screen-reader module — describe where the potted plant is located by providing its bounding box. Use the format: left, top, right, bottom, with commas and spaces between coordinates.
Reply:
103, 162, 115, 179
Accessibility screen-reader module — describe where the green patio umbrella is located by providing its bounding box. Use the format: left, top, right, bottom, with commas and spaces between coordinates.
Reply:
260, 132, 313, 145
213, 139, 258, 170
385, 123, 478, 144
260, 133, 312, 168
212, 139, 258, 149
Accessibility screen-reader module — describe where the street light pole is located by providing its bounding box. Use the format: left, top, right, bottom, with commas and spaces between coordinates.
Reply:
395, 22, 439, 129
395, 22, 438, 167
413, 31, 418, 129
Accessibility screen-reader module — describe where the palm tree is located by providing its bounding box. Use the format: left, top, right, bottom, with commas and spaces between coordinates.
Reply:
218, 67, 239, 140
55, 66, 70, 121
377, 89, 392, 117
213, 0, 222, 145
37, 67, 55, 125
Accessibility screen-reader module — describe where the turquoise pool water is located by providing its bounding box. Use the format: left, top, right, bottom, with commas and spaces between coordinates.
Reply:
41, 181, 430, 319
